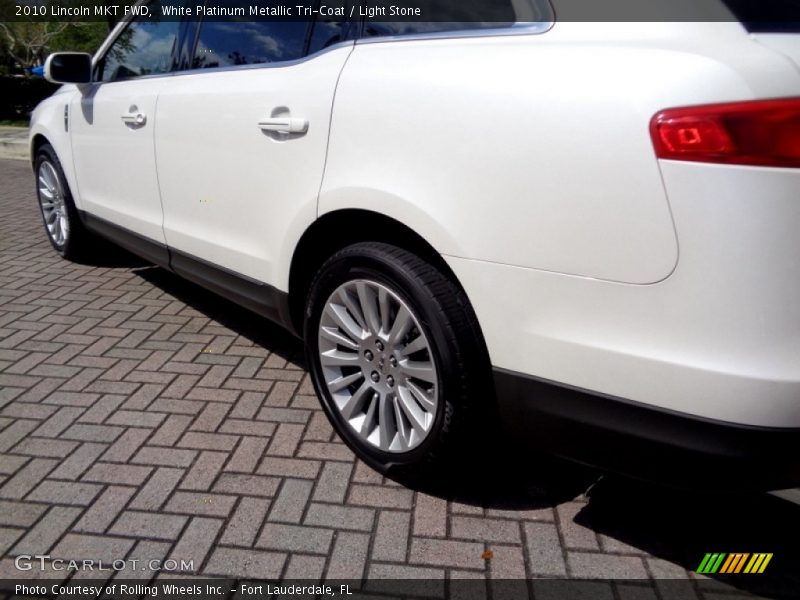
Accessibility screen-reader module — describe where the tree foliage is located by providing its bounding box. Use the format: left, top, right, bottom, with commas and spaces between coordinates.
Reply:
0, 1, 123, 73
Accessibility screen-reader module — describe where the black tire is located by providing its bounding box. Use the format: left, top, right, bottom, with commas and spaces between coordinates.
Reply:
34, 143, 92, 260
304, 242, 493, 483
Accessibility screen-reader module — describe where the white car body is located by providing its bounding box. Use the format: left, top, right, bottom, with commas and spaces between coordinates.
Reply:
30, 0, 800, 487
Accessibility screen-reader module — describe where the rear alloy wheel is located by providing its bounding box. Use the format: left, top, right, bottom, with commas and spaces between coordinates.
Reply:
305, 242, 492, 481
318, 279, 439, 453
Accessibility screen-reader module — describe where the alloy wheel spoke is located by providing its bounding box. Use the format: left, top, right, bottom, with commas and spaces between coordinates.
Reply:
406, 379, 437, 412
356, 281, 381, 335
387, 306, 412, 347
400, 359, 436, 384
398, 333, 427, 358
48, 168, 62, 197
325, 303, 365, 343
360, 392, 379, 436
378, 392, 394, 450
320, 348, 360, 368
339, 380, 372, 420
378, 287, 391, 335
320, 325, 360, 351
338, 288, 368, 332
397, 386, 428, 435
41, 168, 54, 191
392, 395, 410, 450
328, 371, 363, 393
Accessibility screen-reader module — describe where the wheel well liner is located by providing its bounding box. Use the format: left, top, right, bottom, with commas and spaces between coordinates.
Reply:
31, 134, 49, 164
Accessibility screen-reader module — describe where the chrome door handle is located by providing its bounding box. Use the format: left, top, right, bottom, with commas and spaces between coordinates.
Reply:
258, 117, 308, 134
121, 111, 146, 127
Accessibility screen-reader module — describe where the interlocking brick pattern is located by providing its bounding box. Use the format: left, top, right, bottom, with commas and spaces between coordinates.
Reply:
0, 159, 793, 598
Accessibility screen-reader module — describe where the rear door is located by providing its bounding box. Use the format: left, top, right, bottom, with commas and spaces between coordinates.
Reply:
155, 5, 354, 288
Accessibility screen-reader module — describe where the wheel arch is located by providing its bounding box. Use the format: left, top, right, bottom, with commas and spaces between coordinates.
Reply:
31, 133, 51, 166
288, 209, 471, 337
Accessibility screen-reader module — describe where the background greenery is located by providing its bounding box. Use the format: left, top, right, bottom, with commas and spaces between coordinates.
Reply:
0, 1, 130, 122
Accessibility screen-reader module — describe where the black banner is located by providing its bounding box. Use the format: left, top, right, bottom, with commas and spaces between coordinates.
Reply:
1, 0, 800, 24
1, 578, 798, 600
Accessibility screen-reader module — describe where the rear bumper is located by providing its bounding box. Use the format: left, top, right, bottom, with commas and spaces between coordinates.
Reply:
494, 368, 800, 491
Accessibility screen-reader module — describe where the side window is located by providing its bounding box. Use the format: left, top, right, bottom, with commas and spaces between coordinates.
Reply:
362, 0, 549, 38
190, 1, 349, 69
97, 1, 181, 82
193, 20, 310, 68
308, 18, 351, 54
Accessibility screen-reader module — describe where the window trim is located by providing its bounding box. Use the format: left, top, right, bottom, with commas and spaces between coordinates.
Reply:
354, 0, 555, 44
181, 0, 357, 75
355, 20, 553, 45
177, 40, 357, 76
89, 0, 554, 83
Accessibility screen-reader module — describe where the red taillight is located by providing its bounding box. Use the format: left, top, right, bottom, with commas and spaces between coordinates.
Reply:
650, 98, 800, 168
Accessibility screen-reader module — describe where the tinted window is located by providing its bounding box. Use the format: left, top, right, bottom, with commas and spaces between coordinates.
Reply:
721, 0, 800, 32
193, 20, 310, 68
98, 1, 181, 82
191, 0, 348, 69
308, 18, 350, 53
362, 0, 549, 38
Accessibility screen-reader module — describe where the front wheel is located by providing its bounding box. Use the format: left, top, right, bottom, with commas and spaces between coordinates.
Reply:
35, 143, 91, 260
304, 242, 492, 482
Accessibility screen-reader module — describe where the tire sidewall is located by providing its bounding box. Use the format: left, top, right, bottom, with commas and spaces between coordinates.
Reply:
305, 247, 462, 474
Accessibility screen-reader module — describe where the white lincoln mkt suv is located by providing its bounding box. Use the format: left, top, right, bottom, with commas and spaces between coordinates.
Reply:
30, 0, 800, 489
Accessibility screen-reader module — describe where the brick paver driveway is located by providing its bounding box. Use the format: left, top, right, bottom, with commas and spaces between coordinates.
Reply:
0, 158, 797, 598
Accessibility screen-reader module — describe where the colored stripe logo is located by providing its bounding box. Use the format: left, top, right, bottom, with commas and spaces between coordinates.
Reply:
696, 553, 773, 574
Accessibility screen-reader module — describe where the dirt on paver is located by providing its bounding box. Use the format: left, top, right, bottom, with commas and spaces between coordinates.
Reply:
0, 158, 798, 598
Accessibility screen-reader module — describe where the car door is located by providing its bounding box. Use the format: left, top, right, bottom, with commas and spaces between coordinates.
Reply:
70, 0, 182, 250
155, 6, 354, 289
